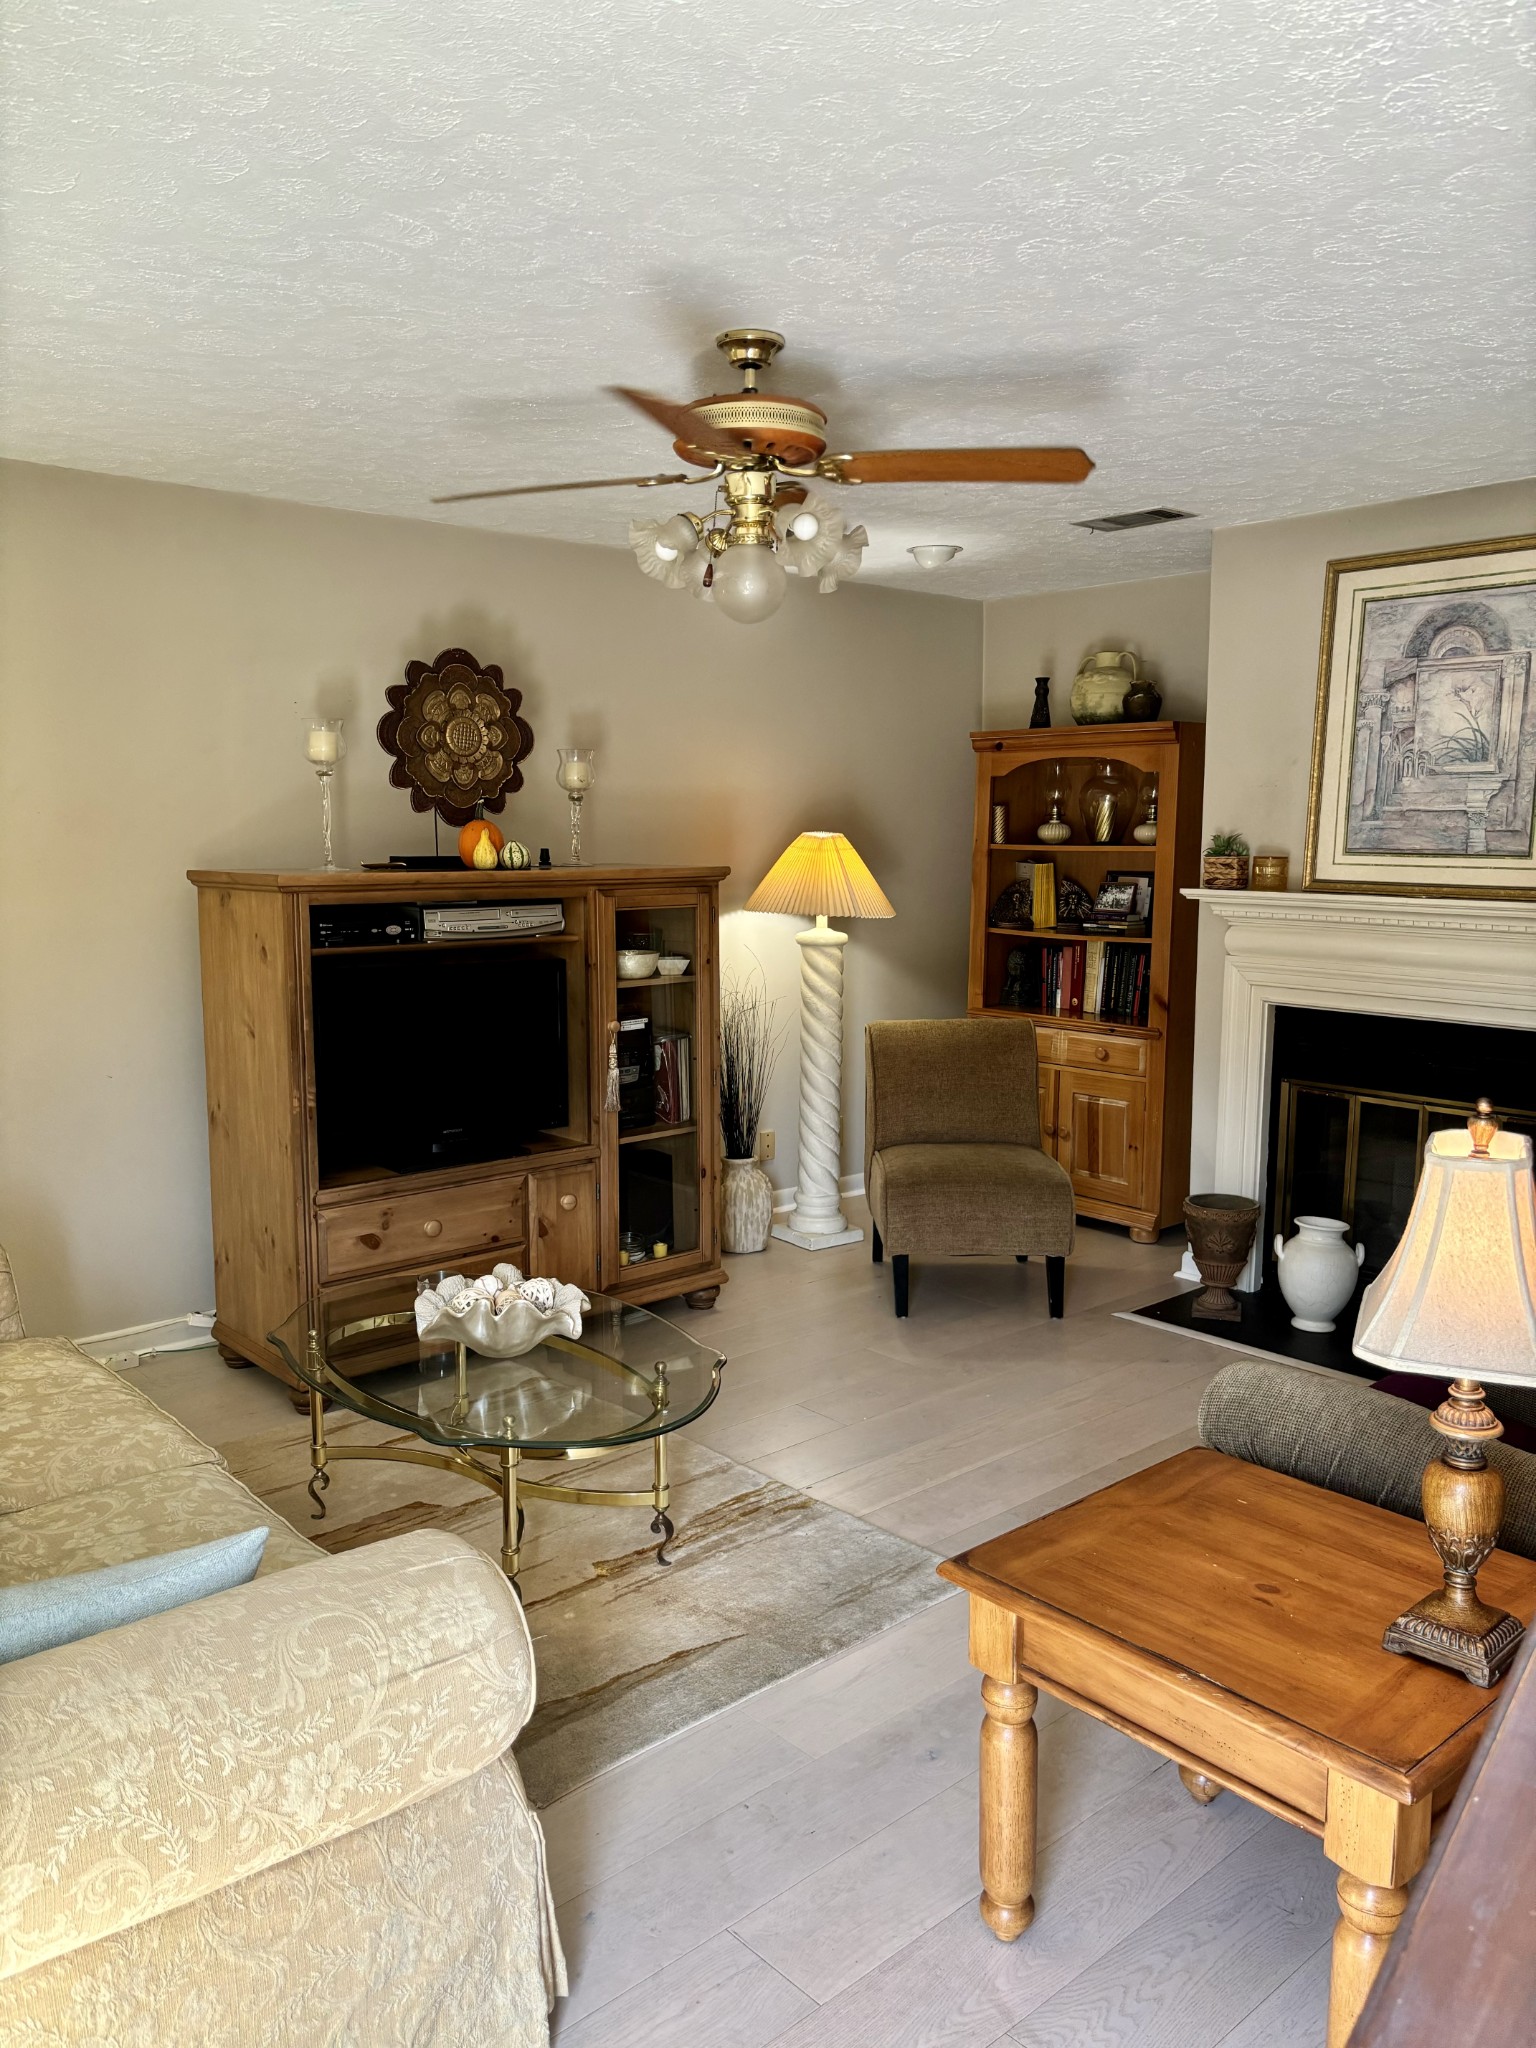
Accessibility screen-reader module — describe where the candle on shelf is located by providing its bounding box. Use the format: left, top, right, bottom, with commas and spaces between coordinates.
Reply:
299, 717, 346, 869
306, 727, 340, 766
559, 758, 592, 791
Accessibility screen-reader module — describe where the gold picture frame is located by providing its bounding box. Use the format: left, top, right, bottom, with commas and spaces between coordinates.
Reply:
1303, 533, 1536, 899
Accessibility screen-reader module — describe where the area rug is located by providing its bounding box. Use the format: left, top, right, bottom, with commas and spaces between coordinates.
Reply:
216, 1410, 954, 1806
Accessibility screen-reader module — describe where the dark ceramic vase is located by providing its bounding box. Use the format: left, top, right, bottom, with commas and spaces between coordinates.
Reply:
1029, 677, 1052, 728
1123, 678, 1163, 721
1182, 1193, 1260, 1321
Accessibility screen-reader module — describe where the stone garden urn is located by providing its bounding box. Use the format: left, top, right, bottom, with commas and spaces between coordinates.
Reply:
1182, 1193, 1261, 1321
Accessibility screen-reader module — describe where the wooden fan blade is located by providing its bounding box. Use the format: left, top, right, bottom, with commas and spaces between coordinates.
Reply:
774, 484, 809, 507
608, 386, 750, 461
432, 472, 695, 504
831, 448, 1095, 485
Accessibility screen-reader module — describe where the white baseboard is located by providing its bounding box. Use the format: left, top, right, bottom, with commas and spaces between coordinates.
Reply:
76, 1312, 217, 1372
771, 1173, 865, 1216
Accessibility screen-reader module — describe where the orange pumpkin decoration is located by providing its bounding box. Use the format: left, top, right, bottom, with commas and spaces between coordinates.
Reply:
458, 819, 504, 868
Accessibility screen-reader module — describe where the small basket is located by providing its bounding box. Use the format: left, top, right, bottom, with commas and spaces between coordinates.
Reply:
1202, 854, 1250, 890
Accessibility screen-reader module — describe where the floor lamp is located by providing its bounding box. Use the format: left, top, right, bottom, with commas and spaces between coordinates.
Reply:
746, 831, 894, 1249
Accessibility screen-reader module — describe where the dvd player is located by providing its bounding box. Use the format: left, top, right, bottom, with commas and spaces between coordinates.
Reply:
310, 905, 423, 948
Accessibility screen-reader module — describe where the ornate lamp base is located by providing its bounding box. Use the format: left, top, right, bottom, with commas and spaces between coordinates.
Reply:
1382, 1376, 1525, 1688
1382, 1589, 1523, 1688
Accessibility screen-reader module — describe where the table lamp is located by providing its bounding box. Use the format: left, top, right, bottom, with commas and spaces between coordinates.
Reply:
1352, 1101, 1536, 1686
745, 831, 894, 1249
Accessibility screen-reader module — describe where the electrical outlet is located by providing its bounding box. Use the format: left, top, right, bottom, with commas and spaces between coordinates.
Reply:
759, 1130, 776, 1162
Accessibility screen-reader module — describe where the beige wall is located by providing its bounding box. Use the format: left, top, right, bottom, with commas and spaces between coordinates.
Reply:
0, 461, 980, 1335
1189, 476, 1536, 1190
981, 571, 1211, 728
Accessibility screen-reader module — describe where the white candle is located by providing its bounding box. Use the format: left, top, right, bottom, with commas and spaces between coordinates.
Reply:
306, 727, 339, 765
560, 760, 592, 791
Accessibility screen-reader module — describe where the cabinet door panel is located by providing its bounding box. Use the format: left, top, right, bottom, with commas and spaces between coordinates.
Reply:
1061, 1075, 1146, 1207
1037, 1064, 1061, 1160
529, 1161, 599, 1292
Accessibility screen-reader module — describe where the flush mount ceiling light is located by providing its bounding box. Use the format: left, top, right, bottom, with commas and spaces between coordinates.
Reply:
435, 329, 1094, 625
908, 544, 964, 567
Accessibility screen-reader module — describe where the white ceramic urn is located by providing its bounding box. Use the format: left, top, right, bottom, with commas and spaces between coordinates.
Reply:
721, 1156, 774, 1255
1273, 1216, 1365, 1332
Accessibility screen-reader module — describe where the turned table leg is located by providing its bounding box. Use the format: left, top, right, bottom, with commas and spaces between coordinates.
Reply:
1322, 1773, 1430, 2048
979, 1674, 1038, 1939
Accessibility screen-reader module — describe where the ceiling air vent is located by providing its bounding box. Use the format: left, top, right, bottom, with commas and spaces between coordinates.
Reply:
1072, 507, 1196, 534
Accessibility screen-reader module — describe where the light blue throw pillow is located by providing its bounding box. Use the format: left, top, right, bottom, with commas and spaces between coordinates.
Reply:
0, 1526, 269, 1664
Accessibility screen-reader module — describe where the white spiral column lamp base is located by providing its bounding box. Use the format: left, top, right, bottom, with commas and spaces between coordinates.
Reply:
773, 920, 864, 1251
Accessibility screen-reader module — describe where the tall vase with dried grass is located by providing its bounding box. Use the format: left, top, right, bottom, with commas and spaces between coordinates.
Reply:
720, 967, 783, 1254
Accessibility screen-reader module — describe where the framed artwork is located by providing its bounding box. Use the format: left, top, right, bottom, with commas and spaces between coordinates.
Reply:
1303, 534, 1536, 898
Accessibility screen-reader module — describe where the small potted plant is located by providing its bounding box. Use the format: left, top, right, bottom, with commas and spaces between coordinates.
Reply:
1203, 831, 1251, 890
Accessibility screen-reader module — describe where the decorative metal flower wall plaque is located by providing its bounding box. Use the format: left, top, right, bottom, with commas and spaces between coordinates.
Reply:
378, 647, 534, 825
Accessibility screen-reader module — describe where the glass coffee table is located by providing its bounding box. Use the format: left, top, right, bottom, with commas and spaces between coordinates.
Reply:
270, 1286, 726, 1585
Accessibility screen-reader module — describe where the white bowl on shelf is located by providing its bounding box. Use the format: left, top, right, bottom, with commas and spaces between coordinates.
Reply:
656, 955, 690, 977
616, 949, 661, 980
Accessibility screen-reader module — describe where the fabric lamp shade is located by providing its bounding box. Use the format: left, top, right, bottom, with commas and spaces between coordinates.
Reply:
744, 831, 894, 920
1352, 1126, 1536, 1386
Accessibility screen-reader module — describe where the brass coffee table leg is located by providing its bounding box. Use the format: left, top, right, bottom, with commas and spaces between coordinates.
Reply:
307, 1386, 330, 1519
651, 1429, 674, 1566
501, 1445, 523, 1583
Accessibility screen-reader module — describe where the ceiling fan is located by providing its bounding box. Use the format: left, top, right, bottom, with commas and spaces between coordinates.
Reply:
434, 329, 1095, 624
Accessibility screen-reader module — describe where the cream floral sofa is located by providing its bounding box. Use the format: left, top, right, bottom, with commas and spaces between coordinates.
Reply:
0, 1250, 565, 2045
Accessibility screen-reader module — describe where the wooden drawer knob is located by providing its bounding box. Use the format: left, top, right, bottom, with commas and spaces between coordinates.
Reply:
1094, 1046, 1109, 1061
422, 1219, 443, 1238
559, 1193, 578, 1211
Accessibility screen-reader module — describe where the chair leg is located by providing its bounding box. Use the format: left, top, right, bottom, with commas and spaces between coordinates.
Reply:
892, 1254, 909, 1318
1046, 1256, 1065, 1319
872, 1222, 884, 1264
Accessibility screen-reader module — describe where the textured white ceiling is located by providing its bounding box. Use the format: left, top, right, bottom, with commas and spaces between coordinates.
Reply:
2, 1, 1531, 598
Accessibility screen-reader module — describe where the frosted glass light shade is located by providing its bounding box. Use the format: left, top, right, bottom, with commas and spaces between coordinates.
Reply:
780, 491, 844, 577
1352, 1127, 1536, 1385
630, 516, 695, 590
745, 831, 895, 920
712, 542, 788, 624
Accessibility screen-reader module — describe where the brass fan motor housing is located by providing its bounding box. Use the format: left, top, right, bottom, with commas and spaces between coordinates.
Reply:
673, 392, 829, 470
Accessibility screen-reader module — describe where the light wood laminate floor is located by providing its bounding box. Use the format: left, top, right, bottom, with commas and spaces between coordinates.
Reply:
137, 1212, 1335, 2047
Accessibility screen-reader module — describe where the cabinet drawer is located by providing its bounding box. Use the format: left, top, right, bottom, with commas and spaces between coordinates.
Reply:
318, 1176, 529, 1282
1055, 1031, 1147, 1077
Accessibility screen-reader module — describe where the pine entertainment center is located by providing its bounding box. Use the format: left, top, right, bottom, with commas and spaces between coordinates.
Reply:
189, 864, 728, 1391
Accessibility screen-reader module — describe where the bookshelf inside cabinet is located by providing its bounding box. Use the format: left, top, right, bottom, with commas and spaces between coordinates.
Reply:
968, 722, 1204, 1243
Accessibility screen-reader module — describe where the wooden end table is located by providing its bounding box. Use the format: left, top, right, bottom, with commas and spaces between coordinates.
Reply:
939, 1449, 1536, 2048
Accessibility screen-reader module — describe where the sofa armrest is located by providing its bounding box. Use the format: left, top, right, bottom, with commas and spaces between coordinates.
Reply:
0, 1529, 535, 1978
1197, 1360, 1536, 1562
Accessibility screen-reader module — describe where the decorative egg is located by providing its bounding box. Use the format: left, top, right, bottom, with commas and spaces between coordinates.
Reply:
459, 818, 504, 868
517, 1277, 557, 1315
499, 840, 532, 870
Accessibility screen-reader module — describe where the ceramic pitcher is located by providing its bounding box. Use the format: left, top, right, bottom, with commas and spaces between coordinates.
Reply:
1273, 1216, 1364, 1332
1070, 650, 1139, 725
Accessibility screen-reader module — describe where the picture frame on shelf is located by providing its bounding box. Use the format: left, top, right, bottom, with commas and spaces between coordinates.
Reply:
1303, 534, 1536, 899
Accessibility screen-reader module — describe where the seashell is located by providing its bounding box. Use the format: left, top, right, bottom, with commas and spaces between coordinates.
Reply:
473, 1273, 501, 1297
492, 1263, 523, 1287
492, 1287, 521, 1313
449, 1288, 479, 1314
517, 1277, 557, 1314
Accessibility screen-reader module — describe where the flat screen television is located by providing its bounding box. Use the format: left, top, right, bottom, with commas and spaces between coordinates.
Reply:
311, 948, 568, 1180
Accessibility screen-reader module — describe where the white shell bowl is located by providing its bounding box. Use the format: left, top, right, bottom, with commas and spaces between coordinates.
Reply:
656, 955, 690, 976
415, 1263, 591, 1357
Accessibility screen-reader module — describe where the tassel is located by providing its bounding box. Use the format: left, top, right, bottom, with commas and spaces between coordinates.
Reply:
604, 1022, 621, 1112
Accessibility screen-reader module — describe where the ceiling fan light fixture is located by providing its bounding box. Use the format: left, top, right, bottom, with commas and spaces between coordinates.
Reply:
711, 539, 788, 624
907, 544, 963, 568
629, 515, 697, 590
780, 490, 845, 577
657, 512, 700, 555
818, 523, 868, 595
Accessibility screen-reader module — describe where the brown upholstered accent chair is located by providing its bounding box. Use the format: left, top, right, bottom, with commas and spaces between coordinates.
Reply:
864, 1018, 1075, 1318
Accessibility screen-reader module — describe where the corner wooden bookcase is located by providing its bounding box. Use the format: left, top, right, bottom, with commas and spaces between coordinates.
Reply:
967, 723, 1204, 1243
188, 865, 727, 1392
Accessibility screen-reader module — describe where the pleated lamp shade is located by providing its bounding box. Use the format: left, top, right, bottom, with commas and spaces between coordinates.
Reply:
1352, 1125, 1536, 1386
745, 831, 895, 920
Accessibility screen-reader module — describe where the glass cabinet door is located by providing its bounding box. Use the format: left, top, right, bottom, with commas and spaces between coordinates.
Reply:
601, 888, 715, 1283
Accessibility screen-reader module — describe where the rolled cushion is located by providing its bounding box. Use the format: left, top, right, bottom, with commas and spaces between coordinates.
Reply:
0, 1526, 268, 1664
1198, 1359, 1536, 1561
869, 1141, 1075, 1258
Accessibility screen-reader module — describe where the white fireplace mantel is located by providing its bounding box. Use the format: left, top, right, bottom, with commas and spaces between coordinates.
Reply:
1182, 888, 1536, 1284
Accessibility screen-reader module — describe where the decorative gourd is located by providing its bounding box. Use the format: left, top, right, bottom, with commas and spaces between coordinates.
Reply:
499, 839, 532, 870
458, 819, 504, 868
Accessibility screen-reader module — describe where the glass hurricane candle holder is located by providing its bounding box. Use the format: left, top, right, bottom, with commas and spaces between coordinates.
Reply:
301, 717, 346, 869
556, 748, 595, 864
